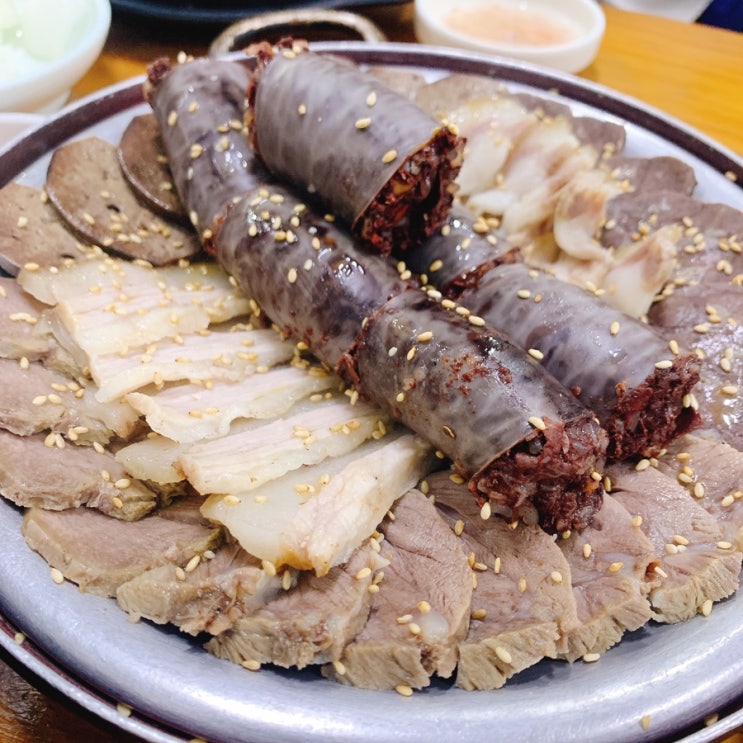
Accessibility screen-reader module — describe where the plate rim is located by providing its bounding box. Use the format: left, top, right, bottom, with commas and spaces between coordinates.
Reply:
0, 40, 742, 743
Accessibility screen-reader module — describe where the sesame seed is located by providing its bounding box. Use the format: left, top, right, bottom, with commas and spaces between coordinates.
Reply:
550, 571, 563, 584
583, 543, 592, 559
50, 567, 64, 584
517, 289, 531, 299
582, 652, 601, 663
417, 330, 433, 342
395, 684, 413, 697
640, 715, 652, 731
355, 567, 372, 580
717, 541, 733, 550
701, 599, 713, 617
355, 117, 372, 130
495, 646, 512, 664
528, 416, 546, 431
241, 659, 261, 671
635, 459, 651, 472
454, 519, 465, 536
480, 501, 492, 520
654, 359, 673, 370
468, 314, 485, 327
608, 561, 623, 573
381, 149, 397, 164
528, 348, 544, 360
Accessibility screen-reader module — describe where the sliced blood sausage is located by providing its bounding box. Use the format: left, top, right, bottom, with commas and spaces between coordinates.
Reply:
246, 43, 465, 255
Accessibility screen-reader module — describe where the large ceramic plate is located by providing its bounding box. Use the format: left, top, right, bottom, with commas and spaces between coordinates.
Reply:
110, 0, 407, 25
0, 42, 742, 743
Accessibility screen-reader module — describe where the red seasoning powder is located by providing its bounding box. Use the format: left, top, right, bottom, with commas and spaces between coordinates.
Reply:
444, 2, 579, 47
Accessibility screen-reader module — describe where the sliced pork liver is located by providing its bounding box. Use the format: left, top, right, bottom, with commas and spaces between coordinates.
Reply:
428, 472, 578, 690
21, 499, 222, 597
324, 488, 472, 690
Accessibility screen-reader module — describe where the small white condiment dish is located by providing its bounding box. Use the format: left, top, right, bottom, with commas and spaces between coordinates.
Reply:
0, 0, 111, 114
414, 0, 605, 74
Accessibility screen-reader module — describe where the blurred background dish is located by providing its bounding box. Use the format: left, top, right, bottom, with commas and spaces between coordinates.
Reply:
414, 0, 605, 73
0, 0, 111, 113
110, 0, 407, 25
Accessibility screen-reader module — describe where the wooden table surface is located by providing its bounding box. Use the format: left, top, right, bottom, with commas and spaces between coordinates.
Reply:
2, 2, 742, 742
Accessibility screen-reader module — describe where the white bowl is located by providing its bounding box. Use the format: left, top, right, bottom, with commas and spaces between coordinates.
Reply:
414, 0, 605, 74
0, 0, 111, 113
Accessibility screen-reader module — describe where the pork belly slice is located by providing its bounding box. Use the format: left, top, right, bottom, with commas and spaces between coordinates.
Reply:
117, 542, 282, 636
0, 357, 139, 443
205, 543, 380, 670
323, 488, 472, 690
18, 256, 252, 360
0, 429, 157, 520
608, 462, 742, 623
427, 472, 578, 691
201, 432, 432, 575
44, 136, 200, 265
181, 395, 389, 496
126, 362, 336, 443
557, 494, 655, 662
91, 325, 295, 403
0, 183, 94, 275
658, 435, 743, 551
22, 498, 222, 597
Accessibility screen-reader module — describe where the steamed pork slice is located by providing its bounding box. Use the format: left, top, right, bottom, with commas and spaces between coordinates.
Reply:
634, 197, 742, 448
657, 435, 743, 551
19, 256, 253, 361
608, 462, 742, 622
206, 543, 381, 670
19, 254, 250, 322
444, 95, 539, 199
324, 488, 472, 690
116, 435, 187, 485
91, 325, 296, 403
557, 494, 656, 662
201, 432, 432, 575
0, 277, 61, 361
428, 471, 578, 690
0, 429, 157, 520
0, 183, 95, 275
44, 136, 200, 265
509, 92, 626, 154
467, 115, 598, 241
117, 113, 186, 221
367, 65, 428, 98
22, 498, 222, 597
0, 358, 139, 443
182, 395, 389, 496
126, 361, 336, 443
116, 542, 283, 636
